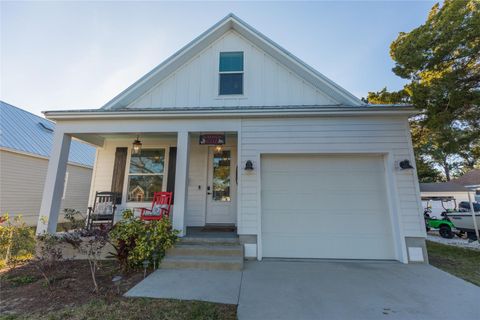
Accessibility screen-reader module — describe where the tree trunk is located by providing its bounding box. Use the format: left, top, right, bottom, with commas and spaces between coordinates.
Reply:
443, 164, 451, 181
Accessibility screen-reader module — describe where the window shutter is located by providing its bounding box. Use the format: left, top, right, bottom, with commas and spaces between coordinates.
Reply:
166, 147, 177, 204
111, 147, 128, 204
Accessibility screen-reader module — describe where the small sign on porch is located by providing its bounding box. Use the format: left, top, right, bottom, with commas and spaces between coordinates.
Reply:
199, 134, 226, 145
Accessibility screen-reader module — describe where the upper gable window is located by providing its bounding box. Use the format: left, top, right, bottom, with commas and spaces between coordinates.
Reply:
219, 52, 243, 95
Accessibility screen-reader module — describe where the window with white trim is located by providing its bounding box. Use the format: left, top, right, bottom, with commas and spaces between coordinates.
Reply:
127, 149, 165, 202
219, 51, 244, 95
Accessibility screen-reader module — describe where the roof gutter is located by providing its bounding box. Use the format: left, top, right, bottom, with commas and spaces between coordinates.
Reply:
44, 106, 417, 120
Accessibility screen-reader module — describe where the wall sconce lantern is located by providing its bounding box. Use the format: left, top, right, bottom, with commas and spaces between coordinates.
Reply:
399, 159, 414, 170
132, 136, 142, 155
245, 160, 254, 171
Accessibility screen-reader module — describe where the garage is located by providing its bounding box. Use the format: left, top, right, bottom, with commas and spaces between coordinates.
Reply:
261, 154, 396, 260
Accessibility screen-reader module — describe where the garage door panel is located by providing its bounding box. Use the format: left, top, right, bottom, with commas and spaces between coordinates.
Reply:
262, 155, 383, 171
262, 212, 392, 234
262, 234, 394, 259
263, 172, 385, 191
262, 193, 387, 212
261, 154, 395, 260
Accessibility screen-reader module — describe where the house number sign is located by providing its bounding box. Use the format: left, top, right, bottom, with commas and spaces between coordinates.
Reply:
199, 134, 226, 145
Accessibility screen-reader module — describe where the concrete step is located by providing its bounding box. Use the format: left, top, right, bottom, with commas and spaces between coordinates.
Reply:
161, 255, 243, 271
179, 236, 240, 245
168, 244, 243, 257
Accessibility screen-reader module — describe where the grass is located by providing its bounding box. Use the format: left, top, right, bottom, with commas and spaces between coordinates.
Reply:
1, 274, 38, 287
0, 298, 236, 320
427, 240, 480, 286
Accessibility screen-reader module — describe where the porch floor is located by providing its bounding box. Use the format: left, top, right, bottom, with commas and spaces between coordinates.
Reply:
186, 226, 238, 239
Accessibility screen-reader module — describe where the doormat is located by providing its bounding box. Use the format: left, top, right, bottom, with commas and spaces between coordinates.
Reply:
201, 226, 236, 233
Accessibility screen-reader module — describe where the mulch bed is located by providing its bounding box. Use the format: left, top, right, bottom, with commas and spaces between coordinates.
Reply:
0, 260, 143, 315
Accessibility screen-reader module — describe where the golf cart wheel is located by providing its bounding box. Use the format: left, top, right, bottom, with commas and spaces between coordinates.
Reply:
439, 225, 454, 239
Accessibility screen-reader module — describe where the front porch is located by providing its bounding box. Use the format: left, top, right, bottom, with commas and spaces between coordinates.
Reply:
36, 126, 241, 239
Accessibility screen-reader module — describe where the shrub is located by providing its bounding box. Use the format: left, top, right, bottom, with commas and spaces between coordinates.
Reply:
61, 208, 86, 231
0, 214, 36, 268
109, 210, 178, 272
63, 227, 109, 292
34, 233, 65, 288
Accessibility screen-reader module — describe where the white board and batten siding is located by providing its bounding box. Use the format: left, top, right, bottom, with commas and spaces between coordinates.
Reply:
126, 30, 336, 109
0, 150, 92, 226
238, 116, 425, 260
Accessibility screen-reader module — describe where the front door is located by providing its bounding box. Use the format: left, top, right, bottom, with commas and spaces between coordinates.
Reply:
206, 146, 236, 224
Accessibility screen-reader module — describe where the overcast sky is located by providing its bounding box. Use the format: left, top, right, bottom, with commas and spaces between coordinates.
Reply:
1, 1, 435, 116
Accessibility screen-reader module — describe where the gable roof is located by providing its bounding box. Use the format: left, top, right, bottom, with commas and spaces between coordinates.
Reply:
0, 101, 95, 167
102, 13, 364, 110
454, 169, 480, 187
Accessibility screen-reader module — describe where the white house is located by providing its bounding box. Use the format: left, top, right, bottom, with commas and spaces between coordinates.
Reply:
36, 14, 426, 263
0, 101, 95, 225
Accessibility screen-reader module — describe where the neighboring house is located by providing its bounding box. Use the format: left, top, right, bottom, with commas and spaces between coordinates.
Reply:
420, 169, 480, 218
455, 169, 480, 192
36, 14, 427, 263
0, 101, 95, 225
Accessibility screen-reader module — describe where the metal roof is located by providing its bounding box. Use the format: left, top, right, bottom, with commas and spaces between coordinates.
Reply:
0, 101, 95, 167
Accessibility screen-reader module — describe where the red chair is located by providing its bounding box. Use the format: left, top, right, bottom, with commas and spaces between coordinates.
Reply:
139, 192, 172, 221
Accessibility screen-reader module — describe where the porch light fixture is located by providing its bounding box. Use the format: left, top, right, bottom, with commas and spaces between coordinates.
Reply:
215, 145, 223, 152
399, 159, 414, 170
244, 160, 254, 171
132, 136, 142, 155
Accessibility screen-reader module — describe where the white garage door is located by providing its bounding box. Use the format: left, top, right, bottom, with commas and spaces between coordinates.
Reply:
261, 154, 396, 260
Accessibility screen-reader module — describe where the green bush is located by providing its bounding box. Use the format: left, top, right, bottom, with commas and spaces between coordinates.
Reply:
0, 214, 36, 268
60, 208, 86, 231
108, 210, 178, 272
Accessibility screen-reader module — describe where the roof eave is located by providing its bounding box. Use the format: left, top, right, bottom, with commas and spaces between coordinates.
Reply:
43, 106, 417, 120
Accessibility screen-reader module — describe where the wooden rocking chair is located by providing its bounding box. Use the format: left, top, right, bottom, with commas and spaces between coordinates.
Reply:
139, 192, 172, 221
86, 191, 118, 229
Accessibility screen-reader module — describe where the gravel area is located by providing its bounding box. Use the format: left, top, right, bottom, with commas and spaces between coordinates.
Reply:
427, 232, 480, 251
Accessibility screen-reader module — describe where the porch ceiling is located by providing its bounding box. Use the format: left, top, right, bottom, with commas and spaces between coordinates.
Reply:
71, 132, 237, 147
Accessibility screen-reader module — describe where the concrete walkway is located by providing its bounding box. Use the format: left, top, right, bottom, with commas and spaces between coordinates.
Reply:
126, 260, 480, 320
125, 268, 242, 304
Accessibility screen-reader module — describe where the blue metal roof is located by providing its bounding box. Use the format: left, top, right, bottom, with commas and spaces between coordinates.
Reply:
0, 101, 95, 167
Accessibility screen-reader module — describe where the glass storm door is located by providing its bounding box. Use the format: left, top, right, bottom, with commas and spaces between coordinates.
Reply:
206, 147, 236, 224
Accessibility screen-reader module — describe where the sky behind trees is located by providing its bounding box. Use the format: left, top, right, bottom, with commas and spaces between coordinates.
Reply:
1, 1, 435, 116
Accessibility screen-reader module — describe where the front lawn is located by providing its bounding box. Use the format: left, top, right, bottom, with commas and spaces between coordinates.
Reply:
427, 240, 480, 286
0, 298, 236, 320
0, 260, 237, 320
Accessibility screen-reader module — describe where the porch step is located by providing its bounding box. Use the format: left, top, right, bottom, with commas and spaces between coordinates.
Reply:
161, 255, 243, 271
179, 236, 240, 245
168, 244, 243, 257
162, 235, 244, 271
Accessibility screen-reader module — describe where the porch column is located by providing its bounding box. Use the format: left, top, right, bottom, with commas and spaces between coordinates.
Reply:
173, 131, 190, 236
36, 132, 71, 234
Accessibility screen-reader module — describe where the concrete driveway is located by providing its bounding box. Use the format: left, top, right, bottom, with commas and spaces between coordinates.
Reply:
126, 260, 480, 320
238, 260, 479, 320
